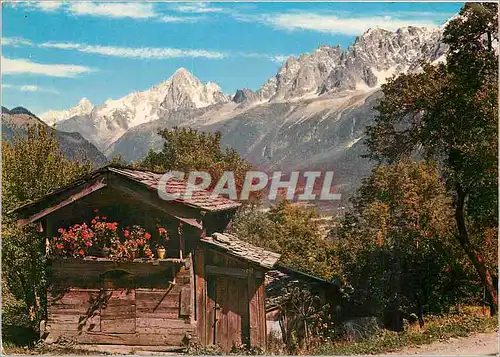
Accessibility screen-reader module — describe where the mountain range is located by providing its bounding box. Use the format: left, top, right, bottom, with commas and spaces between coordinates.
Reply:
35, 25, 447, 201
2, 106, 107, 166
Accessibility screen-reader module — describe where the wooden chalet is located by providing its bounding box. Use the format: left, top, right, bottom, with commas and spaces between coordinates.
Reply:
11, 166, 281, 351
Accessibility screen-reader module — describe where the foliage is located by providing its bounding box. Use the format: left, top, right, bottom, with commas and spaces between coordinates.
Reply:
311, 309, 497, 356
140, 127, 257, 202
335, 160, 482, 324
183, 342, 264, 355
232, 201, 339, 280
2, 126, 92, 336
364, 3, 498, 313
276, 286, 336, 354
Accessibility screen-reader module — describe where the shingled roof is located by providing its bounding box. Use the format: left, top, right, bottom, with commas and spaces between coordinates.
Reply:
200, 232, 281, 269
10, 165, 241, 226
109, 167, 241, 212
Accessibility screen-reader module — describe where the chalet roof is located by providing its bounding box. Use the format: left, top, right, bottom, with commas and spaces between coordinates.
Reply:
10, 165, 241, 226
265, 265, 342, 310
108, 167, 241, 212
200, 233, 281, 269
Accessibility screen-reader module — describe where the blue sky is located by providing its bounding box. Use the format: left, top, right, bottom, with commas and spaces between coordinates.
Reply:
2, 1, 463, 115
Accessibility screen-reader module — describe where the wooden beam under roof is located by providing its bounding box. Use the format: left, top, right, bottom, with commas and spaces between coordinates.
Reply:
16, 178, 107, 227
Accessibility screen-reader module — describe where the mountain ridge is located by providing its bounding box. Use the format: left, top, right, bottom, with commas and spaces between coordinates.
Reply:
2, 107, 108, 166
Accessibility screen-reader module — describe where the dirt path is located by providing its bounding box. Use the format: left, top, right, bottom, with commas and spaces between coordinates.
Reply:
388, 331, 498, 355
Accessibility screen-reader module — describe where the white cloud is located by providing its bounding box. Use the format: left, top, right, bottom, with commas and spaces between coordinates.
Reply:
40, 42, 227, 59
67, 3, 156, 19
16, 2, 202, 22
233, 12, 440, 35
2, 83, 59, 93
159, 15, 201, 23
238, 52, 292, 64
174, 3, 226, 14
270, 55, 290, 64
2, 37, 34, 47
257, 13, 439, 35
3, 37, 289, 63
2, 57, 95, 77
36, 1, 64, 12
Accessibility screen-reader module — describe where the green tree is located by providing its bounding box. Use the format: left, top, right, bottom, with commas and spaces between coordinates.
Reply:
2, 126, 91, 332
364, 3, 498, 313
337, 160, 480, 327
232, 201, 339, 280
140, 127, 256, 202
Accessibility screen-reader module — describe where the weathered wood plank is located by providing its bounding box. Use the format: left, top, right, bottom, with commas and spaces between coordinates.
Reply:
136, 318, 190, 329
101, 318, 135, 334
248, 272, 259, 347
206, 265, 248, 279
180, 286, 191, 317
257, 278, 267, 349
195, 248, 206, 345
16, 179, 106, 227
45, 331, 192, 346
136, 311, 180, 319
47, 314, 100, 332
227, 278, 242, 348
136, 292, 180, 311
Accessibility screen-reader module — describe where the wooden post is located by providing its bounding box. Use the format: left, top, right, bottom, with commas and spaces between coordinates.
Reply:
178, 222, 184, 260
248, 268, 259, 348
195, 248, 206, 345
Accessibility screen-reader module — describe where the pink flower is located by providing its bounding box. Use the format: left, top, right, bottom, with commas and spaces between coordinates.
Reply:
144, 232, 151, 240
124, 230, 130, 237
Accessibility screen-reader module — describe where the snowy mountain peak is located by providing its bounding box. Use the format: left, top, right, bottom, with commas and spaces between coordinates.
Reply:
40, 97, 94, 124
243, 24, 447, 102
49, 68, 229, 151
78, 97, 93, 108
173, 67, 193, 77
160, 68, 229, 111
170, 67, 199, 84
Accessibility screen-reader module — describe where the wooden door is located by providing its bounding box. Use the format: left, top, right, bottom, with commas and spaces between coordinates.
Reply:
208, 276, 249, 350
100, 270, 136, 334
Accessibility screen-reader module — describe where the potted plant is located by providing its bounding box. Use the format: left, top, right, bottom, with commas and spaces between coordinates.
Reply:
157, 227, 169, 259
157, 245, 166, 259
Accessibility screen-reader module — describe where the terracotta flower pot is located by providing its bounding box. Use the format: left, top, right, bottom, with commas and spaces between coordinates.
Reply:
157, 247, 166, 259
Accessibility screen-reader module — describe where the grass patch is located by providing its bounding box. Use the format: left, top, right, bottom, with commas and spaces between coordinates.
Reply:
2, 343, 103, 356
312, 310, 497, 355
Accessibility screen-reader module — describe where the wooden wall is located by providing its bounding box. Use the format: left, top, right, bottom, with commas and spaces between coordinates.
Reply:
195, 247, 267, 351
45, 257, 196, 347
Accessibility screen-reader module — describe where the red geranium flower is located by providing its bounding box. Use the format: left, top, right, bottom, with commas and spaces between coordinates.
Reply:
144, 232, 151, 240
124, 230, 130, 237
